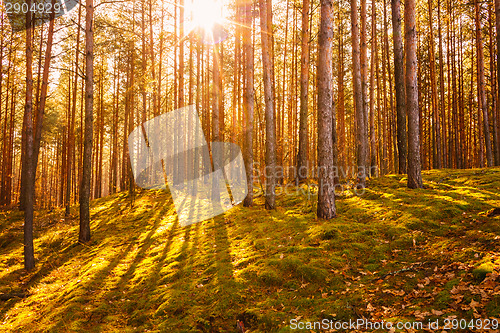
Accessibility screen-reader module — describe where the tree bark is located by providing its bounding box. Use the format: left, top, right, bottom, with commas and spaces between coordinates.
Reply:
66, 5, 82, 216
259, 0, 277, 210
79, 0, 94, 243
23, 2, 35, 271
317, 0, 336, 220
297, 0, 310, 184
351, 0, 368, 186
391, 0, 407, 174
369, 0, 377, 177
32, 0, 55, 183
405, 0, 423, 188
427, 0, 441, 169
243, 0, 254, 207
475, 0, 493, 167
495, 0, 500, 165
360, 0, 369, 175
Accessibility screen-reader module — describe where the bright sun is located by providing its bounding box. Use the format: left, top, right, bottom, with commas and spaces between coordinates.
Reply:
186, 0, 225, 32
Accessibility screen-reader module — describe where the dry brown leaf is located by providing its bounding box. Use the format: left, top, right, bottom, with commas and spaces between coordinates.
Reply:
366, 303, 375, 311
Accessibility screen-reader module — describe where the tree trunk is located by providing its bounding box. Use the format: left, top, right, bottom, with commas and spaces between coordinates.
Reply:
79, 0, 94, 243
360, 0, 369, 175
427, 0, 441, 169
297, 0, 310, 184
317, 0, 336, 220
405, 0, 423, 188
391, 0, 407, 174
66, 5, 82, 216
351, 0, 368, 186
369, 0, 377, 176
259, 0, 277, 210
243, 0, 254, 207
337, 17, 346, 173
475, 0, 493, 167
23, 4, 35, 271
495, 0, 500, 165
32, 0, 55, 184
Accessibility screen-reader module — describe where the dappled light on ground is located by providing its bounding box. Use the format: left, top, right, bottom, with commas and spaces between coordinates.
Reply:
1, 168, 499, 331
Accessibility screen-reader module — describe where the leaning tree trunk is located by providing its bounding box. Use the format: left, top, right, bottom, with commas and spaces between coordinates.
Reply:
391, 0, 407, 174
317, 0, 336, 220
79, 0, 94, 243
259, 0, 277, 210
32, 0, 55, 181
405, 0, 423, 188
297, 0, 310, 184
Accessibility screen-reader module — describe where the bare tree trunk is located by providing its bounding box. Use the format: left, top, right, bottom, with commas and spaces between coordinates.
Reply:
212, 44, 222, 205
475, 0, 493, 167
259, 0, 277, 209
297, 0, 310, 184
243, 0, 254, 207
66, 5, 82, 216
428, 0, 441, 169
337, 3, 346, 173
495, 0, 500, 165
437, 0, 446, 168
32, 1, 55, 182
351, 0, 368, 187
391, 0, 407, 174
317, 0, 336, 220
79, 0, 94, 243
405, 0, 423, 188
360, 0, 369, 175
369, 0, 377, 176
488, 4, 499, 166
23, 3, 35, 271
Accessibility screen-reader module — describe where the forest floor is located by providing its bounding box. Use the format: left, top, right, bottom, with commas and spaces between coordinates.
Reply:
0, 168, 499, 332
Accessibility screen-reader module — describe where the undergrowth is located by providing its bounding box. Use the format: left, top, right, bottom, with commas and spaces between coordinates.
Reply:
0, 168, 499, 332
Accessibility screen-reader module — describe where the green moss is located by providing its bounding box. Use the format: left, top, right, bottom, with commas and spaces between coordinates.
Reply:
473, 263, 495, 282
1, 168, 499, 332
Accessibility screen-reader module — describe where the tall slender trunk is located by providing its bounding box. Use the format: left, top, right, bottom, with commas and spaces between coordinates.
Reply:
32, 1, 55, 181
475, 0, 493, 167
495, 0, 500, 165
391, 0, 407, 174
428, 0, 441, 169
360, 0, 369, 175
317, 0, 336, 219
66, 5, 82, 215
369, 0, 377, 176
337, 15, 346, 173
405, 0, 423, 188
437, 0, 446, 167
259, 0, 277, 209
351, 0, 368, 186
79, 0, 94, 243
23, 3, 35, 271
297, 0, 310, 183
242, 0, 254, 207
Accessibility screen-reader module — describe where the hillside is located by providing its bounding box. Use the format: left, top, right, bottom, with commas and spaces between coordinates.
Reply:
1, 168, 500, 332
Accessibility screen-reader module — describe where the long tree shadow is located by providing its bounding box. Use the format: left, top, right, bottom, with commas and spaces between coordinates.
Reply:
27, 192, 176, 332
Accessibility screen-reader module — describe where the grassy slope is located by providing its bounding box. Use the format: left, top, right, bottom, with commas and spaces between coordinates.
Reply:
0, 168, 499, 332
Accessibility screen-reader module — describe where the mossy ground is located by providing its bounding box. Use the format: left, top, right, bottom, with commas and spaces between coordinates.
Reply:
1, 168, 499, 332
